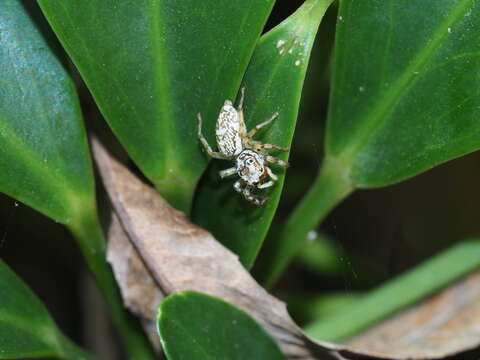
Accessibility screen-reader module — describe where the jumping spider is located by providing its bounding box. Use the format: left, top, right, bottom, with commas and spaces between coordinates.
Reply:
197, 88, 289, 206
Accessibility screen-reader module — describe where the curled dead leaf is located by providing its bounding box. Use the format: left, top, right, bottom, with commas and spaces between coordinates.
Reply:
107, 215, 164, 352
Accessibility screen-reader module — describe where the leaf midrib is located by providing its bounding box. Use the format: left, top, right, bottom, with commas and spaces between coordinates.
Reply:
0, 310, 55, 342
0, 306, 62, 358
0, 118, 78, 217
150, 0, 175, 178
337, 0, 474, 166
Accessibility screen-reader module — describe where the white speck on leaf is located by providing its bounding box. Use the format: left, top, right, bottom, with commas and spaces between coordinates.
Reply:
359, 86, 365, 92
279, 47, 286, 55
295, 60, 301, 66
288, 48, 294, 54
307, 230, 318, 241
338, 15, 343, 21
448, 27, 452, 33
276, 39, 286, 48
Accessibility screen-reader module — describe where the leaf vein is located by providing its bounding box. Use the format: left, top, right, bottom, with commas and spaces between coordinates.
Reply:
341, 0, 475, 163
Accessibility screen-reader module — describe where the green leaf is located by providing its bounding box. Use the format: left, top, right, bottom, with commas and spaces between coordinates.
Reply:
0, 3, 155, 358
0, 0, 94, 225
263, 0, 480, 285
306, 238, 480, 342
157, 291, 286, 360
327, 0, 480, 186
38, 0, 276, 212
193, 0, 335, 268
0, 258, 94, 360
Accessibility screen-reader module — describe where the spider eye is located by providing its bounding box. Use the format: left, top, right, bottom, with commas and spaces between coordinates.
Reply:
246, 158, 254, 165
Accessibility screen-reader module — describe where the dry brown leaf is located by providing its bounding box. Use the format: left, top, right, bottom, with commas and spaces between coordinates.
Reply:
107, 215, 164, 352
347, 270, 480, 359
92, 138, 478, 360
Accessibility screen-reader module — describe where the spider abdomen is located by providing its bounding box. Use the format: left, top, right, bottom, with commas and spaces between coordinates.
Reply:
215, 103, 243, 157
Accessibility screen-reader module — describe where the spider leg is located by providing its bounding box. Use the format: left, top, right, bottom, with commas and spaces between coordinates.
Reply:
237, 86, 245, 110
252, 142, 289, 152
243, 186, 267, 206
238, 102, 247, 138
234, 180, 267, 206
266, 166, 278, 181
219, 167, 237, 179
247, 112, 279, 138
233, 179, 244, 194
257, 167, 277, 189
197, 113, 228, 159
257, 181, 275, 189
266, 155, 289, 168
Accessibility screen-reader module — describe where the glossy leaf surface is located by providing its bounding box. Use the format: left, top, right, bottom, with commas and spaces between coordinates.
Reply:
0, 259, 93, 359
193, 0, 334, 268
38, 0, 275, 211
157, 291, 285, 360
0, 0, 94, 224
327, 0, 480, 186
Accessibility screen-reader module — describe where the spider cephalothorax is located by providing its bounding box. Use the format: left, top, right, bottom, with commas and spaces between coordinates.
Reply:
197, 88, 289, 206
236, 149, 266, 185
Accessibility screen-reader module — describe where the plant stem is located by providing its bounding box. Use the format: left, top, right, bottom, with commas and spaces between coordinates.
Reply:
69, 207, 155, 360
257, 155, 354, 287
305, 238, 480, 342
